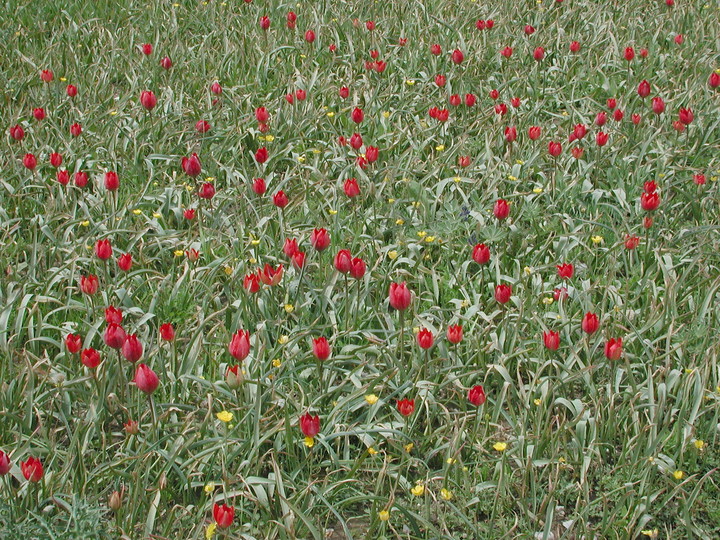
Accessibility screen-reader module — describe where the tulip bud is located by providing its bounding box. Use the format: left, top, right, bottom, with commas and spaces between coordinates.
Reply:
109, 491, 122, 512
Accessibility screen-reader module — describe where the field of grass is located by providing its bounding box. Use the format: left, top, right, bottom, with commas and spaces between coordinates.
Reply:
1, 0, 720, 538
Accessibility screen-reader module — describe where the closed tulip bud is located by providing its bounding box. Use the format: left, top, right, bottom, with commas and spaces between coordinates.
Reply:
224, 365, 243, 389
640, 191, 660, 211
109, 491, 122, 512
632, 113, 642, 125
449, 94, 461, 107
500, 46, 513, 58
625, 235, 640, 249
476, 19, 486, 30
273, 190, 289, 208
472, 243, 491, 265
596, 131, 609, 146
124, 419, 139, 435
255, 106, 269, 124
65, 333, 82, 354
651, 97, 665, 114
291, 251, 306, 269
571, 146, 584, 159
198, 182, 215, 200
57, 170, 70, 185
9, 124, 25, 141
255, 147, 268, 164
465, 93, 476, 106
434, 74, 446, 87
370, 50, 379, 60
396, 398, 415, 416
243, 272, 260, 293
489, 89, 499, 100
338, 86, 350, 99
133, 363, 159, 394
486, 19, 495, 29
494, 103, 508, 116
229, 330, 251, 361
334, 249, 352, 273
299, 413, 320, 438
195, 119, 211, 133
672, 120, 685, 133
344, 177, 360, 198
581, 312, 599, 334
104, 323, 126, 349
181, 153, 201, 177
350, 133, 363, 149
417, 328, 434, 349
158, 323, 175, 342
122, 334, 143, 363
493, 199, 510, 220
451, 49, 464, 64
613, 109, 624, 122
430, 43, 442, 56
140, 90, 156, 110
644, 216, 653, 229
66, 84, 77, 97
693, 174, 706, 186
117, 253, 132, 272
548, 141, 562, 157
365, 20, 375, 30
210, 82, 222, 95
569, 40, 581, 52
23, 153, 37, 170
458, 156, 471, 167
644, 180, 657, 192
553, 287, 569, 301
446, 325, 463, 344
50, 152, 62, 167
573, 124, 587, 140
504, 126, 517, 143
436, 109, 449, 122
607, 98, 617, 110
95, 239, 112, 260
41, 69, 54, 82
678, 107, 693, 125
468, 385, 486, 406
367, 146, 381, 163
141, 43, 153, 55
80, 274, 99, 295
388, 282, 412, 311
304, 29, 315, 43
247, 177, 265, 196
557, 263, 574, 279
259, 15, 270, 30
283, 238, 299, 258
639, 48, 648, 58
0, 450, 11, 475
21, 457, 44, 482
595, 112, 607, 126
351, 107, 364, 124
524, 25, 535, 35
33, 107, 45, 121
528, 126, 541, 140
312, 337, 331, 360
543, 330, 560, 350
105, 305, 123, 325
604, 338, 623, 360
495, 284, 512, 304
81, 348, 101, 368
624, 47, 634, 61
638, 80, 650, 98
349, 257, 366, 279
70, 123, 83, 137
674, 34, 683, 45
286, 11, 296, 29
160, 56, 172, 69
104, 171, 119, 190
709, 73, 720, 88
71, 171, 88, 187
533, 47, 545, 61
184, 208, 196, 220
310, 228, 330, 251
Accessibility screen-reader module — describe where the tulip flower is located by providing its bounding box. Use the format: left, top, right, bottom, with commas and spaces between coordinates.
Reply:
304, 29, 315, 43
259, 15, 270, 30
226, 365, 243, 389
604, 338, 623, 360
446, 325, 463, 344
140, 90, 157, 111
396, 398, 415, 416
66, 334, 82, 354
557, 263, 574, 279
299, 413, 320, 438
581, 312, 599, 334
95, 239, 112, 260
104, 171, 119, 190
349, 257, 366, 279
638, 80, 650, 98
133, 364, 159, 394
80, 274, 99, 295
640, 192, 660, 211
451, 49, 464, 64
495, 284, 512, 304
81, 348, 101, 368
21, 457, 44, 482
528, 126, 541, 140
468, 385, 486, 406
104, 323, 127, 349
334, 249, 352, 273
122, 334, 143, 363
472, 243, 490, 265
651, 97, 665, 114
678, 108, 693, 125
229, 330, 251, 361
417, 329, 434, 349
141, 43, 152, 55
312, 337, 331, 360
493, 199, 510, 220
117, 253, 132, 272
548, 141, 562, 157
0, 450, 10, 475
181, 153, 201, 177
343, 178, 360, 198
259, 263, 283, 285
160, 56, 172, 69
243, 273, 260, 293
624, 47, 634, 61
9, 124, 24, 141
430, 44, 442, 55
66, 84, 77, 97
543, 331, 560, 350
388, 282, 411, 311
310, 228, 330, 251
105, 305, 122, 325
23, 153, 37, 170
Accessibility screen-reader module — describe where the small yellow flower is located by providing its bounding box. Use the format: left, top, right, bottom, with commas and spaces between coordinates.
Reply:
284, 304, 294, 313
388, 250, 398, 260
516, 160, 524, 165
205, 522, 217, 540
272, 358, 282, 368
404, 442, 414, 453
328, 209, 338, 215
204, 482, 215, 494
685, 368, 694, 374
265, 135, 275, 142
59, 76, 67, 82
534, 398, 542, 406
248, 257, 257, 264
542, 297, 554, 305
405, 79, 415, 86
446, 457, 456, 465
673, 470, 684, 480
561, 111, 568, 116
508, 175, 517, 181
523, 266, 532, 275
186, 185, 193, 192
365, 394, 379, 405
378, 509, 390, 521
412, 201, 421, 208
648, 456, 655, 463
326, 111, 335, 118
216, 411, 233, 423
312, 148, 321, 154
454, 176, 462, 183
425, 236, 435, 243
493, 442, 507, 452
435, 144, 445, 151
368, 447, 378, 455
205, 177, 215, 183
382, 111, 390, 118
278, 335, 288, 345
304, 436, 315, 448
460, 300, 470, 308
410, 484, 425, 496
250, 239, 261, 246
440, 488, 453, 500
395, 219, 404, 225
223, 266, 233, 276
591, 235, 604, 244
109, 111, 118, 116
387, 198, 395, 203
694, 439, 705, 450
80, 220, 90, 227
132, 209, 142, 215
174, 250, 184, 257
152, 212, 162, 219
297, 155, 306, 163
533, 187, 543, 194
640, 529, 659, 539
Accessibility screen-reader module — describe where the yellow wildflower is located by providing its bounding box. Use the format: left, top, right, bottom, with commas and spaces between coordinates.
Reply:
534, 398, 542, 406
278, 335, 288, 344
694, 440, 705, 450
304, 436, 315, 448
382, 111, 390, 118
265, 135, 275, 142
404, 442, 414, 453
533, 187, 543, 194
132, 209, 142, 215
205, 522, 217, 539
204, 482, 215, 494
368, 447, 378, 455
673, 470, 684, 480
591, 235, 604, 244
395, 219, 404, 225
405, 80, 415, 86
224, 266, 233, 276
410, 484, 425, 496
388, 250, 398, 260
326, 111, 335, 118
272, 358, 282, 368
440, 488, 453, 500
542, 297, 554, 305
174, 250, 184, 257
493, 442, 507, 452
80, 220, 90, 227
378, 509, 390, 521
365, 394, 379, 405
216, 411, 233, 423
435, 144, 445, 151
284, 304, 294, 313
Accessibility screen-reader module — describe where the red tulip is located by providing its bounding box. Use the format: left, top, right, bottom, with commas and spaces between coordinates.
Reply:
184, 208, 196, 220
104, 323, 126, 349
334, 249, 352, 273
693, 174, 706, 186
350, 257, 366, 279
122, 334, 143, 363
210, 82, 222, 95
182, 153, 201, 177
0, 450, 11, 475
673, 120, 685, 133
571, 147, 584, 160
255, 147, 268, 164
640, 192, 660, 211
229, 330, 251, 361
569, 41, 581, 53
434, 74, 446, 87
69, 122, 82, 137
365, 146, 379, 163
533, 47, 545, 61
133, 363, 159, 394
225, 365, 243, 389
449, 94, 461, 107
65, 333, 82, 354
80, 274, 99, 295
557, 263, 574, 279
643, 181, 657, 193
396, 398, 415, 416
283, 238, 299, 258
243, 272, 260, 293
638, 80, 650, 98
504, 126, 517, 143
310, 228, 330, 251
95, 239, 112, 260
339, 86, 349, 99
286, 11, 297, 29
195, 120, 211, 133
140, 90, 157, 111
548, 141, 562, 157
465, 93, 477, 106
493, 199, 510, 220
366, 20, 375, 31
57, 170, 70, 185
430, 44, 442, 56
674, 34, 683, 45
678, 108, 693, 125
446, 325, 463, 344
553, 287, 569, 301
198, 182, 215, 200
21, 457, 44, 482
543, 330, 560, 350
625, 235, 640, 250
581, 312, 599, 334
304, 29, 316, 43
500, 46, 513, 58
528, 126, 541, 140
595, 112, 607, 126
104, 171, 119, 191
351, 107, 364, 124
291, 251, 306, 269
33, 107, 45, 121
9, 124, 25, 141
343, 177, 360, 198
186, 247, 199, 262
259, 15, 270, 30
524, 25, 535, 35
651, 97, 665, 114
494, 103, 507, 116
66, 84, 77, 97
417, 329, 434, 349
632, 114, 642, 125
604, 338, 623, 360
644, 216, 653, 229
255, 106, 269, 124
273, 190, 289, 208
252, 177, 266, 195
613, 109, 624, 122
160, 56, 173, 69
710, 73, 720, 88
299, 413, 320, 437
40, 69, 53, 82
458, 156, 471, 168
476, 19, 486, 30
49, 152, 62, 168
81, 348, 101, 368
495, 284, 512, 304
624, 47, 635, 61
468, 385, 486, 406
141, 43, 153, 55
388, 282, 411, 311
105, 305, 122, 325
159, 323, 175, 341
596, 132, 609, 147
23, 153, 37, 171
117, 253, 132, 271
472, 243, 490, 265
640, 48, 649, 58
606, 98, 617, 110
451, 49, 464, 64
312, 337, 331, 360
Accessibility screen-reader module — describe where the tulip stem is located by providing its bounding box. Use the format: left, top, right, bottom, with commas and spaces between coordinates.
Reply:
397, 310, 405, 368
116, 350, 127, 402
148, 394, 158, 434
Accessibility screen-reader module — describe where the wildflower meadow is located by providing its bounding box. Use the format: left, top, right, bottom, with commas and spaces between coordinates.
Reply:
1, 0, 720, 538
